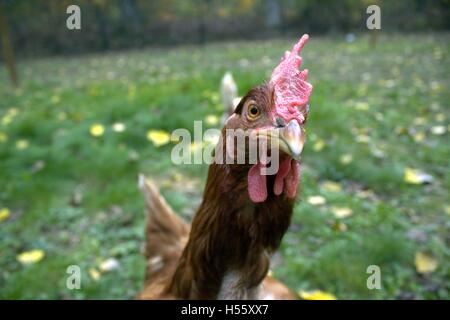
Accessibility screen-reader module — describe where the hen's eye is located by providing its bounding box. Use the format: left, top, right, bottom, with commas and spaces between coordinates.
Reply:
247, 104, 260, 120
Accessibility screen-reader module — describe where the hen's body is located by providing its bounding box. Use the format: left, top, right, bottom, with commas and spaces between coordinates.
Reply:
137, 167, 296, 300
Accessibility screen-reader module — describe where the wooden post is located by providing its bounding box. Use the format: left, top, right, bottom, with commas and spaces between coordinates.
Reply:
0, 5, 18, 87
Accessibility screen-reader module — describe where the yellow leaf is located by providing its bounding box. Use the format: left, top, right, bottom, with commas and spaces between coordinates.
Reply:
331, 221, 348, 232
15, 139, 29, 150
312, 139, 325, 151
413, 117, 426, 125
0, 132, 8, 143
355, 102, 369, 111
99, 258, 120, 272
307, 195, 326, 206
51, 94, 61, 104
147, 130, 170, 147
431, 125, 445, 135
190, 141, 201, 152
0, 208, 11, 223
332, 207, 353, 218
89, 268, 101, 281
355, 134, 370, 143
299, 290, 337, 300
90, 123, 105, 137
435, 113, 445, 122
17, 249, 45, 265
445, 206, 450, 216
340, 154, 353, 165
205, 115, 219, 126
321, 181, 342, 192
112, 122, 126, 133
356, 189, 375, 199
404, 168, 433, 185
415, 251, 438, 274
413, 131, 425, 142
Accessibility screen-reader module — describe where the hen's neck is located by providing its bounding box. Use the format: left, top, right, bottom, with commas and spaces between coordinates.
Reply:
167, 162, 295, 299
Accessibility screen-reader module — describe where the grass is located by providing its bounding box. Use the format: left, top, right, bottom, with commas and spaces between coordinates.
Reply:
0, 33, 449, 299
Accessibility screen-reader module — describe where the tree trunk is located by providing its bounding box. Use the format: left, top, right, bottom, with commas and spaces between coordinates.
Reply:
0, 5, 18, 87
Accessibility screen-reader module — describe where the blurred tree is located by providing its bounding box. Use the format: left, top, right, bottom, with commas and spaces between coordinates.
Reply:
0, 4, 18, 86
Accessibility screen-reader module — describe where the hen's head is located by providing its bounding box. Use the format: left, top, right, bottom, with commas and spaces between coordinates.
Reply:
221, 35, 313, 203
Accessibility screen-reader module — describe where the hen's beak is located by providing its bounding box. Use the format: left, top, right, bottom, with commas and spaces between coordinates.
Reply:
257, 119, 305, 160
278, 120, 305, 159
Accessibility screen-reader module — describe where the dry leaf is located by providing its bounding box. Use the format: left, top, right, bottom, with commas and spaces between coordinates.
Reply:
312, 139, 325, 152
147, 130, 170, 147
413, 131, 425, 142
307, 195, 326, 206
431, 125, 445, 135
205, 115, 219, 126
404, 168, 433, 185
340, 154, 353, 165
0, 132, 8, 143
89, 268, 101, 281
90, 123, 105, 137
445, 206, 450, 216
332, 207, 353, 218
355, 102, 369, 111
321, 181, 342, 192
99, 258, 120, 272
415, 251, 438, 274
435, 113, 445, 122
112, 122, 126, 133
16, 139, 29, 150
356, 134, 370, 143
331, 221, 348, 232
299, 290, 337, 300
0, 207, 10, 223
17, 249, 45, 265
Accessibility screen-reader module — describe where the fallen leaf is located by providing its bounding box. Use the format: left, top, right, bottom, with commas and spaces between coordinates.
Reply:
355, 135, 370, 143
0, 132, 8, 143
340, 154, 353, 165
355, 102, 369, 111
307, 195, 326, 206
99, 258, 120, 272
90, 123, 105, 137
112, 122, 126, 133
413, 117, 426, 125
17, 249, 45, 265
312, 139, 325, 151
89, 268, 101, 281
321, 181, 342, 192
15, 139, 29, 150
147, 130, 170, 147
205, 115, 219, 126
331, 221, 348, 232
415, 251, 438, 274
0, 208, 10, 223
413, 131, 425, 142
299, 290, 337, 300
435, 113, 445, 122
332, 207, 353, 218
445, 206, 450, 216
431, 125, 445, 135
404, 168, 433, 185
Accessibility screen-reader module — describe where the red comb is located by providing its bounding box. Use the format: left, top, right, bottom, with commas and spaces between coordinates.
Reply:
270, 34, 313, 124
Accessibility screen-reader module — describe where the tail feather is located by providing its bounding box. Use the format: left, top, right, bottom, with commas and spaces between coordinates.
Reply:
138, 174, 189, 283
220, 72, 240, 124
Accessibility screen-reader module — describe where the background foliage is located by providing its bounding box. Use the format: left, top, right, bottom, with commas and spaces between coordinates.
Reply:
1, 0, 449, 57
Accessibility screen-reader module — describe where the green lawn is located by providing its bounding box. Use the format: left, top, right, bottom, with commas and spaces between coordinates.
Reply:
0, 33, 449, 299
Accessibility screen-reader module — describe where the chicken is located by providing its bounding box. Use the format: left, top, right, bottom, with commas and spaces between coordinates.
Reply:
138, 34, 313, 300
